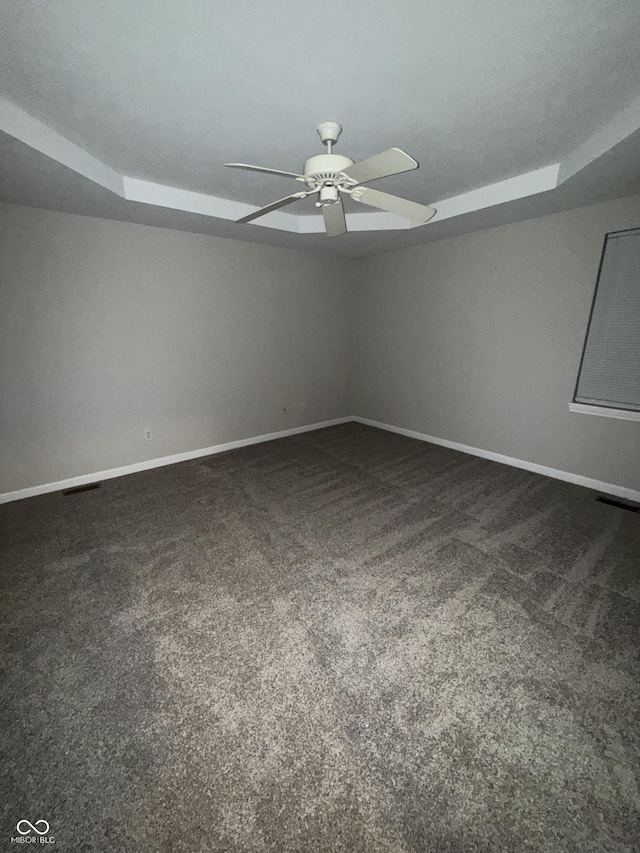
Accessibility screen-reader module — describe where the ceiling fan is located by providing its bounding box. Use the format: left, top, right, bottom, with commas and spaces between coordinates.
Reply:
225, 122, 436, 237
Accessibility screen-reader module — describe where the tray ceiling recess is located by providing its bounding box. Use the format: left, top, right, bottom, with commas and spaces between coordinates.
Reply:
1, 94, 640, 238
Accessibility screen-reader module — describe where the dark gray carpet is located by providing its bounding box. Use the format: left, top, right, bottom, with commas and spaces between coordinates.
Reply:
1, 422, 639, 852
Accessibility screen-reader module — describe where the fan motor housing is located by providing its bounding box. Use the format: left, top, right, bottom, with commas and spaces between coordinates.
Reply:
303, 154, 354, 184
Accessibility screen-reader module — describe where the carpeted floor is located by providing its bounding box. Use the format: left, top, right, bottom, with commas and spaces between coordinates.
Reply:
1, 422, 639, 852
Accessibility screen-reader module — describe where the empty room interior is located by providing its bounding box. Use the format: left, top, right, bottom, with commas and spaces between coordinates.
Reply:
1, 1, 640, 850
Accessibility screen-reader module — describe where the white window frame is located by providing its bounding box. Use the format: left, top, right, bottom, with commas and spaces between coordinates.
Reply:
568, 402, 640, 422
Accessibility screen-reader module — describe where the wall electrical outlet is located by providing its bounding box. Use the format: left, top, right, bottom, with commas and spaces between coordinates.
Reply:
282, 406, 287, 414
300, 402, 307, 412
144, 428, 153, 441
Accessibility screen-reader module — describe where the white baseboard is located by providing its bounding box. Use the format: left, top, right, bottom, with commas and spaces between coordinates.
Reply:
3, 414, 638, 506
353, 416, 640, 503
0, 417, 351, 504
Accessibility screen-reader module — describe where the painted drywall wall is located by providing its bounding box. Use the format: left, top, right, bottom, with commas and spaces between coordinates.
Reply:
353, 194, 640, 492
0, 204, 351, 493
2, 193, 639, 499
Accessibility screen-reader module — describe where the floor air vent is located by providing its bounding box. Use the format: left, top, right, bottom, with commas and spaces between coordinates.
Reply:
63, 483, 102, 496
596, 496, 639, 513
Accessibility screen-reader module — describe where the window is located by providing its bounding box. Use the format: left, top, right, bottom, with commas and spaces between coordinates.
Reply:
571, 228, 640, 421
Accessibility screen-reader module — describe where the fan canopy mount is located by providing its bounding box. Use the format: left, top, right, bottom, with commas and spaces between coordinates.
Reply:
225, 121, 436, 237
316, 120, 343, 146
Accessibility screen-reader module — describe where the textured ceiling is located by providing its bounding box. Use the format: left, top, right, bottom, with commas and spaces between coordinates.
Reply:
1, 0, 640, 253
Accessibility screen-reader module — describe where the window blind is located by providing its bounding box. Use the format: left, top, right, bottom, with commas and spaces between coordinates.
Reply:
574, 228, 640, 412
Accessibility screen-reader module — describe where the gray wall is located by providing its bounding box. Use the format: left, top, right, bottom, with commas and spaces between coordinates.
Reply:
2, 194, 639, 497
0, 204, 351, 493
353, 194, 640, 491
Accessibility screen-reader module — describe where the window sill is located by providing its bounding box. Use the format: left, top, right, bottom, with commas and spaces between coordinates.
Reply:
569, 403, 640, 422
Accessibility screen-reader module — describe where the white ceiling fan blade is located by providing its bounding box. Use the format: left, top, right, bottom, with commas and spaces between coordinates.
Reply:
351, 186, 436, 222
236, 191, 313, 224
225, 163, 305, 181
322, 199, 347, 237
340, 148, 418, 185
